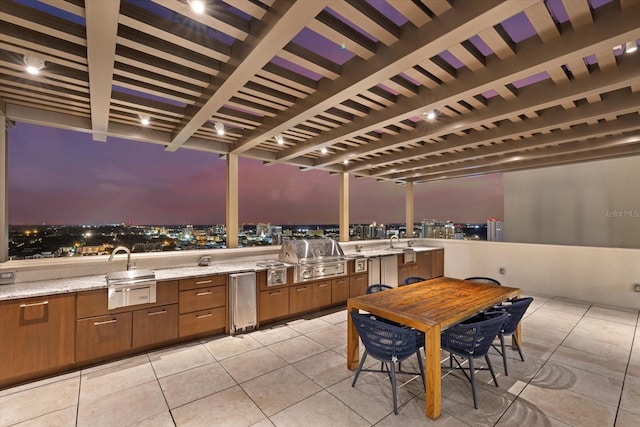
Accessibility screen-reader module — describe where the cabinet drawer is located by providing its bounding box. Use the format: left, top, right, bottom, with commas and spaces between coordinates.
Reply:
259, 288, 289, 322
132, 304, 178, 348
77, 280, 178, 318
76, 312, 132, 362
179, 286, 225, 314
179, 307, 226, 337
179, 275, 226, 291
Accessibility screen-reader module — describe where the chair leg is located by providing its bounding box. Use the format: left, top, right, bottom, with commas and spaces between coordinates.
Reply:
513, 334, 525, 361
390, 360, 399, 414
499, 333, 509, 376
416, 349, 426, 387
485, 354, 499, 387
469, 357, 478, 409
352, 350, 369, 387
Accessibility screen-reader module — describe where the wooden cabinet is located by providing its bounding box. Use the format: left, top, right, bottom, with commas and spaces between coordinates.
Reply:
0, 294, 75, 385
331, 277, 349, 304
349, 273, 368, 298
289, 283, 313, 314
76, 280, 179, 362
132, 304, 178, 348
398, 262, 420, 285
178, 275, 226, 337
259, 287, 289, 322
431, 249, 444, 278
416, 249, 445, 279
313, 280, 332, 307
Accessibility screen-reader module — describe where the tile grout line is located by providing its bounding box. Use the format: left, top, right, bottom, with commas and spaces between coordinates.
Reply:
145, 351, 177, 427
492, 297, 593, 426
612, 309, 640, 426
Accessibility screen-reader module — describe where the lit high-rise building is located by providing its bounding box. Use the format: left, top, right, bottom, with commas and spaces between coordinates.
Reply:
487, 218, 504, 241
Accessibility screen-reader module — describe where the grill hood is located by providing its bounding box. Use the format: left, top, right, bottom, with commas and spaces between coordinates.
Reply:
279, 238, 345, 264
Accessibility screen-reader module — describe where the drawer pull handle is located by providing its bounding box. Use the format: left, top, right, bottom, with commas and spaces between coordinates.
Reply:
196, 313, 212, 319
196, 291, 213, 296
19, 300, 49, 308
196, 280, 213, 285
147, 310, 167, 316
94, 319, 117, 326
269, 291, 282, 295
296, 288, 307, 292
319, 284, 329, 287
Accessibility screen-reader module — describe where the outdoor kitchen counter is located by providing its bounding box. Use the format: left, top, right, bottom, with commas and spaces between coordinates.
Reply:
343, 245, 442, 258
0, 260, 283, 301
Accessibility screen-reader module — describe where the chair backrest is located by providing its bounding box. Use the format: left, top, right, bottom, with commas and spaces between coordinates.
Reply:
441, 311, 508, 357
464, 276, 502, 286
366, 284, 393, 294
402, 276, 426, 285
491, 297, 533, 334
350, 312, 418, 362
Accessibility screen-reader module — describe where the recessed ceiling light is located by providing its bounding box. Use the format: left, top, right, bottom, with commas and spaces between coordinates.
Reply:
23, 55, 45, 75
138, 114, 150, 126
343, 159, 349, 165
275, 135, 284, 145
321, 147, 328, 154
189, 0, 205, 14
214, 122, 225, 136
626, 41, 638, 54
423, 110, 437, 121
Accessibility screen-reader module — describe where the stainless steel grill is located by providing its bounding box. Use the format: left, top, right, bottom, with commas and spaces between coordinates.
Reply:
279, 239, 347, 283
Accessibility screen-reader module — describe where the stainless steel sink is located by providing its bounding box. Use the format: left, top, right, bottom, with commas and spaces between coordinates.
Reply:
107, 269, 157, 309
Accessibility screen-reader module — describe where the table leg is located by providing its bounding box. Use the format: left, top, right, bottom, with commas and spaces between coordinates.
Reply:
346, 301, 359, 370
424, 325, 441, 420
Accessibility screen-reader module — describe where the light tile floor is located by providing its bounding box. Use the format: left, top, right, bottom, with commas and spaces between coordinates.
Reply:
1, 293, 639, 427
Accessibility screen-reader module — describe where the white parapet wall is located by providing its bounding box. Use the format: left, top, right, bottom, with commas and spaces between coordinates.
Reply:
420, 238, 640, 310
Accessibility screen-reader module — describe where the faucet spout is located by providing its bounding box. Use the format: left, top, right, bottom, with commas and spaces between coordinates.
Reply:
109, 246, 132, 270
389, 235, 400, 249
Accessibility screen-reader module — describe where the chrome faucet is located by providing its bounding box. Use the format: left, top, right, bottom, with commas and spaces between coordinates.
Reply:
109, 246, 132, 270
389, 235, 400, 248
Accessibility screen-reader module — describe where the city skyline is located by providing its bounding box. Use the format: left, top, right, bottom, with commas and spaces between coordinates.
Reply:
8, 122, 504, 225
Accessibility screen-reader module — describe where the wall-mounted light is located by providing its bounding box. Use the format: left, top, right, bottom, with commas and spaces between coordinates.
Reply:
188, 0, 205, 14
214, 122, 225, 136
138, 114, 150, 126
321, 147, 328, 154
275, 134, 284, 145
422, 110, 437, 121
626, 41, 638, 54
23, 55, 45, 75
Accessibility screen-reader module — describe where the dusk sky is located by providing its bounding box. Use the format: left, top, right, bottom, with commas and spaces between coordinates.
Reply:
8, 122, 504, 225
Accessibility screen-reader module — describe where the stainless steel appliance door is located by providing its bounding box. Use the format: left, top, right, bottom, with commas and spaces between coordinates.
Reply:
381, 255, 398, 287
368, 257, 380, 285
229, 272, 257, 334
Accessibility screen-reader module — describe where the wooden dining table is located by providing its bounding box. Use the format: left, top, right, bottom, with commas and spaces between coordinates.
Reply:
346, 276, 521, 420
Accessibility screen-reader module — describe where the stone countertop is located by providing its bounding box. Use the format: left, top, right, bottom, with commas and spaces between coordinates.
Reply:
0, 246, 443, 301
0, 260, 274, 301
343, 246, 441, 258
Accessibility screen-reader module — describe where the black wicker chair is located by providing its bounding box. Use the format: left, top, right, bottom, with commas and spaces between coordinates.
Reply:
441, 311, 508, 409
402, 276, 426, 286
464, 276, 502, 286
488, 297, 534, 376
350, 312, 425, 414
366, 284, 394, 293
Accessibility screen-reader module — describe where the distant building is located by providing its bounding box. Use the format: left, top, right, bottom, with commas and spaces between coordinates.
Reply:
355, 223, 386, 240
421, 219, 455, 239
76, 244, 114, 255
487, 218, 504, 241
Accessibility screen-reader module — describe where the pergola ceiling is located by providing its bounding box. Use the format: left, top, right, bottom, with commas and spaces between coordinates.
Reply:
1, 0, 639, 184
